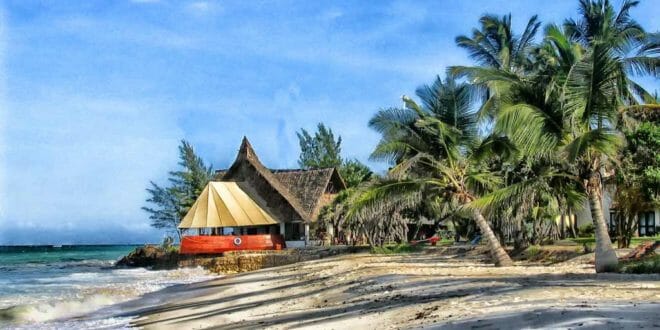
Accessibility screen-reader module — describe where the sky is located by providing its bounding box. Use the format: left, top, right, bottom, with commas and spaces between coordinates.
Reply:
0, 0, 658, 245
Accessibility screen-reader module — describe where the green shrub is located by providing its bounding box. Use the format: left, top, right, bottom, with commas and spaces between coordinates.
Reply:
371, 244, 421, 254
526, 245, 542, 258
619, 255, 660, 274
577, 223, 595, 237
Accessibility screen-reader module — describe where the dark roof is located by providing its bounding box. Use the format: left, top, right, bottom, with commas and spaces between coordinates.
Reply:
272, 168, 344, 218
218, 137, 346, 222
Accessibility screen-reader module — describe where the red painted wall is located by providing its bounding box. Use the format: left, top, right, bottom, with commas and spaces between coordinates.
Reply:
180, 234, 286, 254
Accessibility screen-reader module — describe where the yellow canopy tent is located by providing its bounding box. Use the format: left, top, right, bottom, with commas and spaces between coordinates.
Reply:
178, 182, 278, 229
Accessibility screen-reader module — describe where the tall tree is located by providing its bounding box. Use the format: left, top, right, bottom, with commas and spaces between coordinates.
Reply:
355, 75, 514, 266
455, 0, 657, 272
456, 13, 541, 73
561, 0, 656, 272
143, 140, 213, 239
297, 123, 342, 169
614, 111, 660, 247
298, 123, 373, 188
455, 13, 541, 122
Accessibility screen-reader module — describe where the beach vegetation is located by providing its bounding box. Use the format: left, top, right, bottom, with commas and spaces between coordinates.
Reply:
326, 0, 657, 272
297, 123, 343, 169
339, 159, 373, 188
370, 244, 422, 254
349, 74, 514, 266
142, 140, 213, 240
619, 254, 660, 274
613, 118, 660, 247
298, 123, 373, 188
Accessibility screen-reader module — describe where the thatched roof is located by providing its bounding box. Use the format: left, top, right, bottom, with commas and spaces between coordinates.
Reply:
217, 137, 346, 222
272, 168, 345, 219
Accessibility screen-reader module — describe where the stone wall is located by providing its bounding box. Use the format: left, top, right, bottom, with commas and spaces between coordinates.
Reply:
178, 246, 364, 274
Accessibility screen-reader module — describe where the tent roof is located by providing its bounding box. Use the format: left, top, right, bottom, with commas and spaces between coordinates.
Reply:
178, 182, 278, 229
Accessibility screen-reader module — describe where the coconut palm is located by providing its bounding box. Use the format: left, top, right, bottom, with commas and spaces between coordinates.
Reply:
455, 13, 541, 122
456, 14, 541, 73
455, 0, 657, 272
355, 75, 514, 266
351, 129, 514, 266
369, 75, 477, 165
559, 0, 657, 271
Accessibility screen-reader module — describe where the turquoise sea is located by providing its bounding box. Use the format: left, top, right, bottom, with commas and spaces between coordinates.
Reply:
0, 245, 214, 329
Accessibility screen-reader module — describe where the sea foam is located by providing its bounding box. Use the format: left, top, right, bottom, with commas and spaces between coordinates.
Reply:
0, 247, 216, 329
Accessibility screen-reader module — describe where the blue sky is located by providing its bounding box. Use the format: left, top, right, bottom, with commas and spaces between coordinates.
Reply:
0, 0, 657, 244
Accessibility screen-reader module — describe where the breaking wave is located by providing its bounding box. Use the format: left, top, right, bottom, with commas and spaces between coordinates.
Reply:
0, 246, 216, 329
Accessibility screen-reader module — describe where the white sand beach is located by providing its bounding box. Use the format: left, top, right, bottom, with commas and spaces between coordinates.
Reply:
108, 249, 660, 329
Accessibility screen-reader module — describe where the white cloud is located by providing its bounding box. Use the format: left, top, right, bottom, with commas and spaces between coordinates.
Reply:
185, 1, 223, 17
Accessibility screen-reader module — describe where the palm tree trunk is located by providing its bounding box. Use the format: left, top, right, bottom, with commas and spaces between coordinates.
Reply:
587, 179, 618, 272
472, 209, 513, 266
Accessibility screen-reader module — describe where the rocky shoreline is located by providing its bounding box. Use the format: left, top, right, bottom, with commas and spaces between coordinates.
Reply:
116, 245, 367, 273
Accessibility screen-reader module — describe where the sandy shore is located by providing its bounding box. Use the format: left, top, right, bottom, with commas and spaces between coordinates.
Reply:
113, 248, 659, 329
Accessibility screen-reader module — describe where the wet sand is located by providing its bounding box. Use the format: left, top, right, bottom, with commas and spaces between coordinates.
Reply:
116, 249, 660, 329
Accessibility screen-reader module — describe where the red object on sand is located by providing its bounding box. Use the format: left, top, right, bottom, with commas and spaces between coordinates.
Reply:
180, 234, 286, 254
410, 236, 440, 246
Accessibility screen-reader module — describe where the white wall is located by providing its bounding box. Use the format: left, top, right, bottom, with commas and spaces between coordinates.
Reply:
575, 186, 615, 228
575, 186, 659, 235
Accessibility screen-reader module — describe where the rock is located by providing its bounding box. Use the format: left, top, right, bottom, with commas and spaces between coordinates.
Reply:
117, 245, 366, 273
115, 245, 179, 269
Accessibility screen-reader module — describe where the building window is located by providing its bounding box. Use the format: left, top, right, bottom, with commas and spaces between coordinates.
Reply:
285, 222, 302, 240
638, 212, 656, 237
609, 211, 620, 232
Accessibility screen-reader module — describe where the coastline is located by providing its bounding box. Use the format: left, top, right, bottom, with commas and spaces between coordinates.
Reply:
100, 249, 660, 329
0, 244, 217, 329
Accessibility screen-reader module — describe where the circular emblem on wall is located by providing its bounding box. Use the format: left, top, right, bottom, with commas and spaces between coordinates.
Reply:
233, 237, 242, 246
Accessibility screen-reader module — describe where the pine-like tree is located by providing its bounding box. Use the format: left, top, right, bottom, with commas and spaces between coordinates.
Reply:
297, 123, 342, 169
142, 140, 213, 240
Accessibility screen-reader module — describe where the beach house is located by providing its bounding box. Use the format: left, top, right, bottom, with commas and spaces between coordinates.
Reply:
178, 137, 346, 254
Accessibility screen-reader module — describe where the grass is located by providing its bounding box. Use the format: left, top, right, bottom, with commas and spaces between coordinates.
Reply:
371, 244, 422, 254
516, 245, 583, 264
567, 235, 659, 247
437, 238, 455, 246
618, 254, 660, 274
526, 245, 542, 258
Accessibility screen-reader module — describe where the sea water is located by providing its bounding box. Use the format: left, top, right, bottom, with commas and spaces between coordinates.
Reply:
0, 245, 216, 329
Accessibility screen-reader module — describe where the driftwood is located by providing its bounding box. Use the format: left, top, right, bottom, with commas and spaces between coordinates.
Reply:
620, 241, 659, 261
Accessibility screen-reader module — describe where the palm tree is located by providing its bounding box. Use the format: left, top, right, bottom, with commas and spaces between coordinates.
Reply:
369, 75, 477, 165
455, 0, 657, 272
455, 13, 541, 122
561, 0, 657, 272
456, 14, 541, 73
355, 76, 514, 266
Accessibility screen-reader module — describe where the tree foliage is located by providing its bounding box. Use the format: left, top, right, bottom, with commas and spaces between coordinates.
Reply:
622, 121, 660, 203
339, 159, 373, 188
142, 140, 213, 238
297, 123, 373, 188
297, 123, 342, 169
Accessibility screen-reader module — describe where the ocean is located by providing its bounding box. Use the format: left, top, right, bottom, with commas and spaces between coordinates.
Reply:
0, 245, 215, 329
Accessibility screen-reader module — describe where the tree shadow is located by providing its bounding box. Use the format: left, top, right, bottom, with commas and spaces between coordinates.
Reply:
429, 303, 660, 329
109, 253, 659, 329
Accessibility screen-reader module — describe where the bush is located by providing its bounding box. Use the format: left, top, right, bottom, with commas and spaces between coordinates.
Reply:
619, 255, 660, 274
371, 244, 421, 254
577, 223, 595, 237
526, 245, 542, 258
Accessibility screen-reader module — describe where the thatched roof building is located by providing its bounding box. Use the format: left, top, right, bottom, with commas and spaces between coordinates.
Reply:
204, 137, 346, 242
